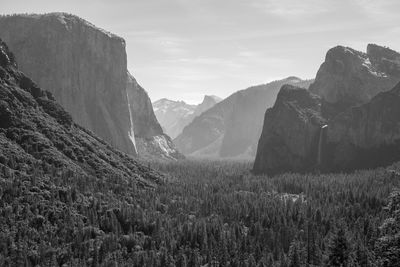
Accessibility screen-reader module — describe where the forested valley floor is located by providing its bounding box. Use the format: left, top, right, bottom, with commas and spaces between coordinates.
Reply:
1, 159, 400, 266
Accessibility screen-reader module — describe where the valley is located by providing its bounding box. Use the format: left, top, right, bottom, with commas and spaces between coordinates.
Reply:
1, 155, 399, 266
1, 3, 400, 266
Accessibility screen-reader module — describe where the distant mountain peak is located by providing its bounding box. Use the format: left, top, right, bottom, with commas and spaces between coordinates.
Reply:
154, 98, 175, 104
153, 95, 222, 139
202, 95, 222, 104
174, 77, 314, 159
199, 95, 222, 107
283, 76, 302, 82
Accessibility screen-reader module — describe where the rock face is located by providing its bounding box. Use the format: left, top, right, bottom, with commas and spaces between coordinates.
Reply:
0, 38, 160, 186
309, 45, 400, 112
325, 82, 400, 171
253, 85, 325, 175
153, 95, 221, 139
196, 95, 222, 115
254, 44, 400, 175
0, 13, 135, 155
0, 13, 182, 160
153, 99, 196, 139
127, 73, 183, 160
174, 77, 313, 158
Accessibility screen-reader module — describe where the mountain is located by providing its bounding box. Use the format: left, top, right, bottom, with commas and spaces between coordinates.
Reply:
153, 95, 221, 139
153, 99, 196, 139
126, 73, 183, 160
0, 38, 168, 265
309, 44, 400, 114
254, 44, 400, 175
323, 81, 400, 171
0, 13, 182, 160
253, 85, 326, 175
196, 95, 223, 115
0, 38, 160, 186
174, 77, 313, 159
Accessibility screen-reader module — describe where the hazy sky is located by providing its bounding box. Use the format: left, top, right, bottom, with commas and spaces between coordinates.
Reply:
1, 0, 400, 104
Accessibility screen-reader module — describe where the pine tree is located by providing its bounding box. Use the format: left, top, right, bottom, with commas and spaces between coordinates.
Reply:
248, 254, 257, 267
376, 190, 400, 267
177, 250, 188, 267
288, 240, 301, 267
326, 226, 351, 266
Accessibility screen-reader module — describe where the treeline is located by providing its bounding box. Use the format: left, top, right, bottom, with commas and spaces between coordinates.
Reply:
0, 159, 399, 266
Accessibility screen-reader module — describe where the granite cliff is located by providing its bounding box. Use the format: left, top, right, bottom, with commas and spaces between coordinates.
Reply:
126, 73, 183, 160
309, 44, 400, 114
0, 13, 181, 160
324, 82, 400, 171
0, 38, 160, 186
254, 44, 400, 175
253, 85, 325, 175
0, 39, 172, 265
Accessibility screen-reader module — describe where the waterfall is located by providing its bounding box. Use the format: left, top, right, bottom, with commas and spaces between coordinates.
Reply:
317, 124, 328, 168
126, 89, 138, 155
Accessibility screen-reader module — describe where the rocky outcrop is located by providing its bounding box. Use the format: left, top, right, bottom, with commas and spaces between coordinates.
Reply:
309, 45, 400, 114
0, 38, 161, 186
324, 82, 400, 171
254, 44, 400, 175
0, 13, 182, 160
174, 77, 313, 159
195, 95, 222, 116
0, 13, 136, 155
153, 95, 221, 139
127, 73, 183, 160
253, 85, 326, 175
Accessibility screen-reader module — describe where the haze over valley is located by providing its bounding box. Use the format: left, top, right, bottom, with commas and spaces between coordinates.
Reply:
1, 1, 400, 266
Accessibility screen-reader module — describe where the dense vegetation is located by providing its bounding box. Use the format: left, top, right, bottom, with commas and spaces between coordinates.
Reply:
0, 158, 399, 266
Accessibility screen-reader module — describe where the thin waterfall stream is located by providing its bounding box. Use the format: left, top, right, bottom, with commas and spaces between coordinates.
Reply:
126, 89, 138, 154
318, 124, 328, 167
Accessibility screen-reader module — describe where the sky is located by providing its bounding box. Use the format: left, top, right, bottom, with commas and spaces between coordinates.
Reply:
1, 0, 400, 104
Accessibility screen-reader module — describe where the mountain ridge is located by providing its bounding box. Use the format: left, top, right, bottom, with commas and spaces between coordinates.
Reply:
0, 37, 161, 186
153, 94, 222, 139
0, 13, 182, 160
174, 77, 314, 159
254, 44, 400, 175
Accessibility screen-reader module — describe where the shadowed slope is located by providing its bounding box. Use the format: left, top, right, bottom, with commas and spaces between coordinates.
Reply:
0, 38, 161, 187
175, 77, 313, 158
254, 45, 400, 175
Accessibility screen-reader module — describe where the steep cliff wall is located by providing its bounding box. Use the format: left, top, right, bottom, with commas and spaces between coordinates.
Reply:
0, 38, 160, 186
0, 13, 136, 155
325, 82, 400, 171
126, 73, 182, 160
254, 44, 400, 175
0, 13, 182, 159
253, 85, 325, 175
